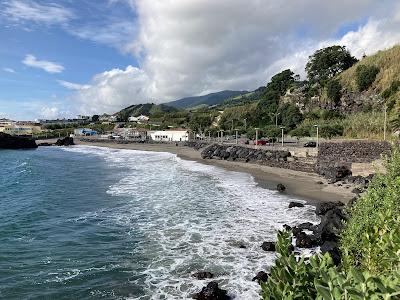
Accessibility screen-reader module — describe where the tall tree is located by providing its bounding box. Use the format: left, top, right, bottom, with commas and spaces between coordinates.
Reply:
306, 45, 357, 84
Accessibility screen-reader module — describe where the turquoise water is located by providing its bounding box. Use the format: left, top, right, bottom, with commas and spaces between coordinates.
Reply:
0, 146, 318, 299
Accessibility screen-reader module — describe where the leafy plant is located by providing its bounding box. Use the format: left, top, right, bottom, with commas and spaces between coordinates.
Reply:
356, 65, 380, 91
341, 149, 400, 275
326, 80, 342, 104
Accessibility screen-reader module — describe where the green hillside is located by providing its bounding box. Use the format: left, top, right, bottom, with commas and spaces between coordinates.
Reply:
166, 90, 248, 109
117, 103, 178, 122
338, 45, 400, 94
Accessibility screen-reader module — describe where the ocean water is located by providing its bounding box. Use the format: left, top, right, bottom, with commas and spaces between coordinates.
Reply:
0, 146, 319, 299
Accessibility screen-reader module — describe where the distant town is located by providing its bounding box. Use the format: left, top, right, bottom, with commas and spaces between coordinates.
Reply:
0, 114, 191, 143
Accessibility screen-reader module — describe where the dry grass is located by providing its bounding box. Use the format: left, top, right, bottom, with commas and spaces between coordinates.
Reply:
338, 45, 400, 93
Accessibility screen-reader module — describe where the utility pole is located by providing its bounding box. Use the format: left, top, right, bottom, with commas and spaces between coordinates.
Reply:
235, 129, 239, 144
280, 127, 285, 147
314, 125, 319, 148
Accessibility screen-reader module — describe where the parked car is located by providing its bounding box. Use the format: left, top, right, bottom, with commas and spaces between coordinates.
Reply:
304, 141, 317, 147
254, 140, 267, 145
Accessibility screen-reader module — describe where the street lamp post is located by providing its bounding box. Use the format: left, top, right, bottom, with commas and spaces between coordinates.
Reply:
235, 129, 239, 144
208, 131, 211, 142
244, 118, 247, 130
314, 125, 319, 148
280, 127, 285, 147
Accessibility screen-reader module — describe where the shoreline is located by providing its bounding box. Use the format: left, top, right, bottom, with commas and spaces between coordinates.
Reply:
63, 139, 354, 204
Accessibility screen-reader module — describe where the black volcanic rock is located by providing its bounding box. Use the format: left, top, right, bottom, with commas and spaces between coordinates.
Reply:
252, 271, 269, 284
261, 241, 276, 252
192, 282, 230, 300
55, 137, 75, 146
192, 271, 214, 280
277, 183, 286, 192
0, 133, 37, 149
295, 232, 314, 248
288, 202, 305, 208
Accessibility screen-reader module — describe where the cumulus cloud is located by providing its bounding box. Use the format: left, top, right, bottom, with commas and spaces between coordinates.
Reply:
57, 80, 91, 91
70, 66, 152, 115
23, 54, 64, 74
2, 0, 74, 25
40, 106, 60, 119
68, 0, 400, 115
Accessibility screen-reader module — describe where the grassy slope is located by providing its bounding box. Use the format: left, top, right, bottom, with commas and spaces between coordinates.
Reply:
338, 45, 400, 94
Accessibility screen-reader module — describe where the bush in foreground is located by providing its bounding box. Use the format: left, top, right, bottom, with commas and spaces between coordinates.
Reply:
262, 150, 400, 299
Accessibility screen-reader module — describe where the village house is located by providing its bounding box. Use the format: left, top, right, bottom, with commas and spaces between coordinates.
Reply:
128, 115, 150, 123
150, 129, 189, 142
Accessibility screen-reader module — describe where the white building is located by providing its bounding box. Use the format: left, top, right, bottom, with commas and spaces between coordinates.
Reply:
150, 129, 189, 142
128, 115, 150, 123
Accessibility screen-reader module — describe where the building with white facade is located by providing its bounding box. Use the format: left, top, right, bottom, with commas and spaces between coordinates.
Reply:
128, 115, 150, 123
150, 129, 189, 142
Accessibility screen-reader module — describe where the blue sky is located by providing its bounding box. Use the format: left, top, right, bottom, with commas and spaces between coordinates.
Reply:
0, 0, 138, 119
0, 0, 399, 120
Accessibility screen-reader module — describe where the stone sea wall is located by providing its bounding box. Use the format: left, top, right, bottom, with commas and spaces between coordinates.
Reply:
200, 143, 315, 172
317, 140, 391, 165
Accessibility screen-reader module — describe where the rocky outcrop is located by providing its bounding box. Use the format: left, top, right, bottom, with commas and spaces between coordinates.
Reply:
0, 133, 37, 149
252, 271, 269, 284
277, 183, 286, 192
261, 241, 276, 252
192, 282, 230, 300
315, 165, 352, 183
290, 201, 346, 265
288, 202, 305, 208
55, 137, 75, 146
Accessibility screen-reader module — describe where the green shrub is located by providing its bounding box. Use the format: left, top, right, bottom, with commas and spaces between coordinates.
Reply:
290, 125, 311, 138
326, 80, 342, 104
382, 80, 400, 99
319, 124, 343, 138
262, 230, 400, 300
341, 150, 400, 275
356, 65, 379, 91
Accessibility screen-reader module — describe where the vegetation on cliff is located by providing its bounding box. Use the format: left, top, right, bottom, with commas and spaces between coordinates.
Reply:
261, 150, 400, 299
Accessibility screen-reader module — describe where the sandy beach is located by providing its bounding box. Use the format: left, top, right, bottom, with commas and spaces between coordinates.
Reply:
59, 139, 355, 205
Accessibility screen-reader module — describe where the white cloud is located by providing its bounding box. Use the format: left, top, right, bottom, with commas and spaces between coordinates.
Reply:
2, 0, 74, 25
57, 80, 91, 91
70, 66, 152, 115
69, 0, 400, 116
22, 54, 64, 74
2, 67, 16, 73
40, 106, 59, 119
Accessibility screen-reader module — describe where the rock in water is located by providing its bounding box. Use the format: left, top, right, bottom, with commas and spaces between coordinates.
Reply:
192, 282, 230, 300
277, 183, 286, 192
261, 241, 276, 251
55, 137, 75, 146
288, 202, 305, 208
252, 271, 269, 283
192, 271, 214, 280
0, 133, 37, 149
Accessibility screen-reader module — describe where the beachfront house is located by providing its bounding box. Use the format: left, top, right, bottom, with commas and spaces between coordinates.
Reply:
150, 129, 189, 142
114, 127, 148, 141
74, 128, 97, 136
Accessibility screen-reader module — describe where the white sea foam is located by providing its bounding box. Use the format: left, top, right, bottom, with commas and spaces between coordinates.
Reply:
62, 146, 319, 299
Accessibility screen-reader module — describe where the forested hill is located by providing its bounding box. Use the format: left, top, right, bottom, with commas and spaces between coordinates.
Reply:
166, 90, 248, 109
116, 103, 178, 121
